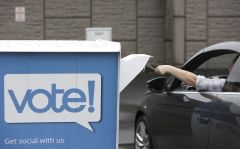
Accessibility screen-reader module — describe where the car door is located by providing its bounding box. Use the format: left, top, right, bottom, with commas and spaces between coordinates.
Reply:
208, 56, 240, 149
151, 53, 239, 149
151, 86, 216, 149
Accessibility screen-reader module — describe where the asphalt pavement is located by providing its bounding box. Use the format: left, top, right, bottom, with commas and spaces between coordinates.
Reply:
118, 68, 160, 149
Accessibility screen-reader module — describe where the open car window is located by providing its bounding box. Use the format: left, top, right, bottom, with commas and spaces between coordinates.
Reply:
193, 54, 237, 78
171, 53, 239, 92
223, 55, 240, 92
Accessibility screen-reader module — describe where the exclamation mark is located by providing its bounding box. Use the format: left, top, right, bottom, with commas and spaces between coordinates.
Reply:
88, 81, 95, 113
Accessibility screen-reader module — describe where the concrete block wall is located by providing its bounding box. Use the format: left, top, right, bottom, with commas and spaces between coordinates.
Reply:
172, 0, 185, 67
137, 0, 165, 65
45, 0, 90, 40
0, 0, 44, 40
0, 0, 166, 66
165, 0, 174, 65
185, 0, 240, 69
1, 0, 240, 67
186, 0, 207, 62
93, 0, 137, 60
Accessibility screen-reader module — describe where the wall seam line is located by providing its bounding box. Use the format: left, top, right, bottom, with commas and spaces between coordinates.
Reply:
136, 0, 138, 54
43, 0, 45, 40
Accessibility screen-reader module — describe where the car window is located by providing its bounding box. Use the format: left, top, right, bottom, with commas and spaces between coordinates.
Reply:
193, 53, 237, 78
172, 53, 238, 91
223, 55, 240, 92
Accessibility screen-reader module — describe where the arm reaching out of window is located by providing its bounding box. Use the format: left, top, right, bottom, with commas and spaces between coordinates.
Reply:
155, 65, 197, 87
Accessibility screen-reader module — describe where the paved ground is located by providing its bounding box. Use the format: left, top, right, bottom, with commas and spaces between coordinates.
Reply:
118, 69, 160, 149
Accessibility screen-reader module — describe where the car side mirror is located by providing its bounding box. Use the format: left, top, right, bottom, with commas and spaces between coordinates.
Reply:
146, 77, 166, 93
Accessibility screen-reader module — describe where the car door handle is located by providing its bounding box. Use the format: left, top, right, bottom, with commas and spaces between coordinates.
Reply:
198, 117, 209, 123
198, 115, 209, 126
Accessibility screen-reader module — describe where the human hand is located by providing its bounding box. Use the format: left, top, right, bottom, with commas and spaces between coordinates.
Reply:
155, 65, 169, 75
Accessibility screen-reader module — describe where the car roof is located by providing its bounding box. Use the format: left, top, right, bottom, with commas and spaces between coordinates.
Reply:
183, 41, 240, 67
204, 41, 240, 53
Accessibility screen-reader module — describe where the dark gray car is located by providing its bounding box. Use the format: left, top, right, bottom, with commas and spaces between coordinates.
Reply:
134, 41, 240, 149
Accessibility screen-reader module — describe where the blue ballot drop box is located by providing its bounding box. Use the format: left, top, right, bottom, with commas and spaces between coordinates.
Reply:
0, 40, 121, 149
